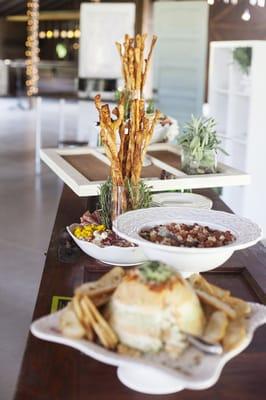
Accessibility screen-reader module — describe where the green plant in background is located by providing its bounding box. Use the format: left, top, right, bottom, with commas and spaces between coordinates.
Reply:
56, 43, 68, 59
98, 178, 152, 229
146, 99, 155, 114
233, 47, 252, 75
177, 116, 228, 174
114, 89, 131, 120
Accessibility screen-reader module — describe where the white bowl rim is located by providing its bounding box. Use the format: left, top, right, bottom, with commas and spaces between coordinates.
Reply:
112, 207, 263, 254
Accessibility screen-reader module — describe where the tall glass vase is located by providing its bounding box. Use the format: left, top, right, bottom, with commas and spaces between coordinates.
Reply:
111, 185, 127, 228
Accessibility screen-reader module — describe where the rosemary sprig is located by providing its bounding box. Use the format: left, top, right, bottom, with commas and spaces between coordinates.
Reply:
98, 178, 152, 228
98, 178, 113, 229
126, 178, 153, 210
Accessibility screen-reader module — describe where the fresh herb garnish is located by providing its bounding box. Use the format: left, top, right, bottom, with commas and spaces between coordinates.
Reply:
139, 261, 174, 283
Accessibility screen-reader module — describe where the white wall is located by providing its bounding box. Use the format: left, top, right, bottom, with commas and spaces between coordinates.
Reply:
153, 1, 209, 126
79, 3, 135, 79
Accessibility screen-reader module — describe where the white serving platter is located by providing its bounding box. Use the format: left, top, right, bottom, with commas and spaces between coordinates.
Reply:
31, 303, 266, 395
152, 192, 213, 209
40, 143, 250, 197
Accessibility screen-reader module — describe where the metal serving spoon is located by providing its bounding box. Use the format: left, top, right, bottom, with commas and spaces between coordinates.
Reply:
184, 332, 223, 355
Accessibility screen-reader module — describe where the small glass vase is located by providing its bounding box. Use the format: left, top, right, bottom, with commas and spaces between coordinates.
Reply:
181, 147, 217, 175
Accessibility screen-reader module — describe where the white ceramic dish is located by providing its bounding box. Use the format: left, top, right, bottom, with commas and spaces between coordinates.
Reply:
113, 207, 262, 276
152, 193, 212, 209
67, 224, 147, 267
31, 303, 266, 395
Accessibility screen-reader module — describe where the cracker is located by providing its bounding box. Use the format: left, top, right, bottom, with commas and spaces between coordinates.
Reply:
203, 311, 228, 344
225, 296, 251, 318
196, 289, 236, 319
75, 267, 125, 298
222, 318, 247, 351
59, 305, 86, 339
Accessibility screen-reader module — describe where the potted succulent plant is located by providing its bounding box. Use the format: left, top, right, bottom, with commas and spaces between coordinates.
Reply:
233, 47, 252, 94
177, 116, 228, 175
233, 47, 252, 75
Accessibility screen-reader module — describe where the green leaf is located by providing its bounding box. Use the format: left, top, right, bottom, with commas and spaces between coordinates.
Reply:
190, 136, 200, 150
217, 147, 229, 156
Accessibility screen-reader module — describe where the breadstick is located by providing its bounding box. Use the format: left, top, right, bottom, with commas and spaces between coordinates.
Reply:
141, 109, 160, 162
115, 41, 126, 82
128, 47, 135, 90
123, 34, 130, 90
94, 94, 102, 113
118, 123, 125, 168
135, 34, 142, 94
142, 35, 157, 91
132, 130, 143, 186
112, 104, 124, 132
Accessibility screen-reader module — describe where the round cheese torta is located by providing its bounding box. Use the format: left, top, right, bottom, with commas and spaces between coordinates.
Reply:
108, 261, 205, 356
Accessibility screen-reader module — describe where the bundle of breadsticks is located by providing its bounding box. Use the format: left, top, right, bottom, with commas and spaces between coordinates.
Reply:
115, 33, 157, 94
94, 34, 160, 212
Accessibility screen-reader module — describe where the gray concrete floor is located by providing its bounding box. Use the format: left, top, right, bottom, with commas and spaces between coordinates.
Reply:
0, 97, 87, 399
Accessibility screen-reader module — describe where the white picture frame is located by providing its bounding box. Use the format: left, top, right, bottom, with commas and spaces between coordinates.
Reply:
40, 144, 250, 197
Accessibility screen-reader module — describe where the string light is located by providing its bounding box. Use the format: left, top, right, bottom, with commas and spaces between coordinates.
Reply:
53, 29, 60, 38
74, 29, 80, 39
46, 30, 53, 39
25, 0, 39, 97
73, 42, 79, 50
38, 27, 80, 40
60, 30, 67, 38
67, 30, 74, 39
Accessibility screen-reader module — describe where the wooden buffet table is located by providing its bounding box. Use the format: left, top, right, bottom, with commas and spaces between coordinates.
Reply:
14, 186, 266, 400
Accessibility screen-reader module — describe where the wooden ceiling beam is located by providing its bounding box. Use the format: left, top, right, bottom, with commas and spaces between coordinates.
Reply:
6, 10, 80, 22
0, 0, 26, 16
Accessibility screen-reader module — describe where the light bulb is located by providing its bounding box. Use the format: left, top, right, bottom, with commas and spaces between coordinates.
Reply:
60, 30, 67, 39
53, 29, 60, 38
74, 29, 80, 38
46, 30, 53, 39
241, 8, 251, 21
67, 30, 74, 39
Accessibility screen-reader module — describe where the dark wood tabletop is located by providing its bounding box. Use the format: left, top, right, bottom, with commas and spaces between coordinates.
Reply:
14, 186, 266, 400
